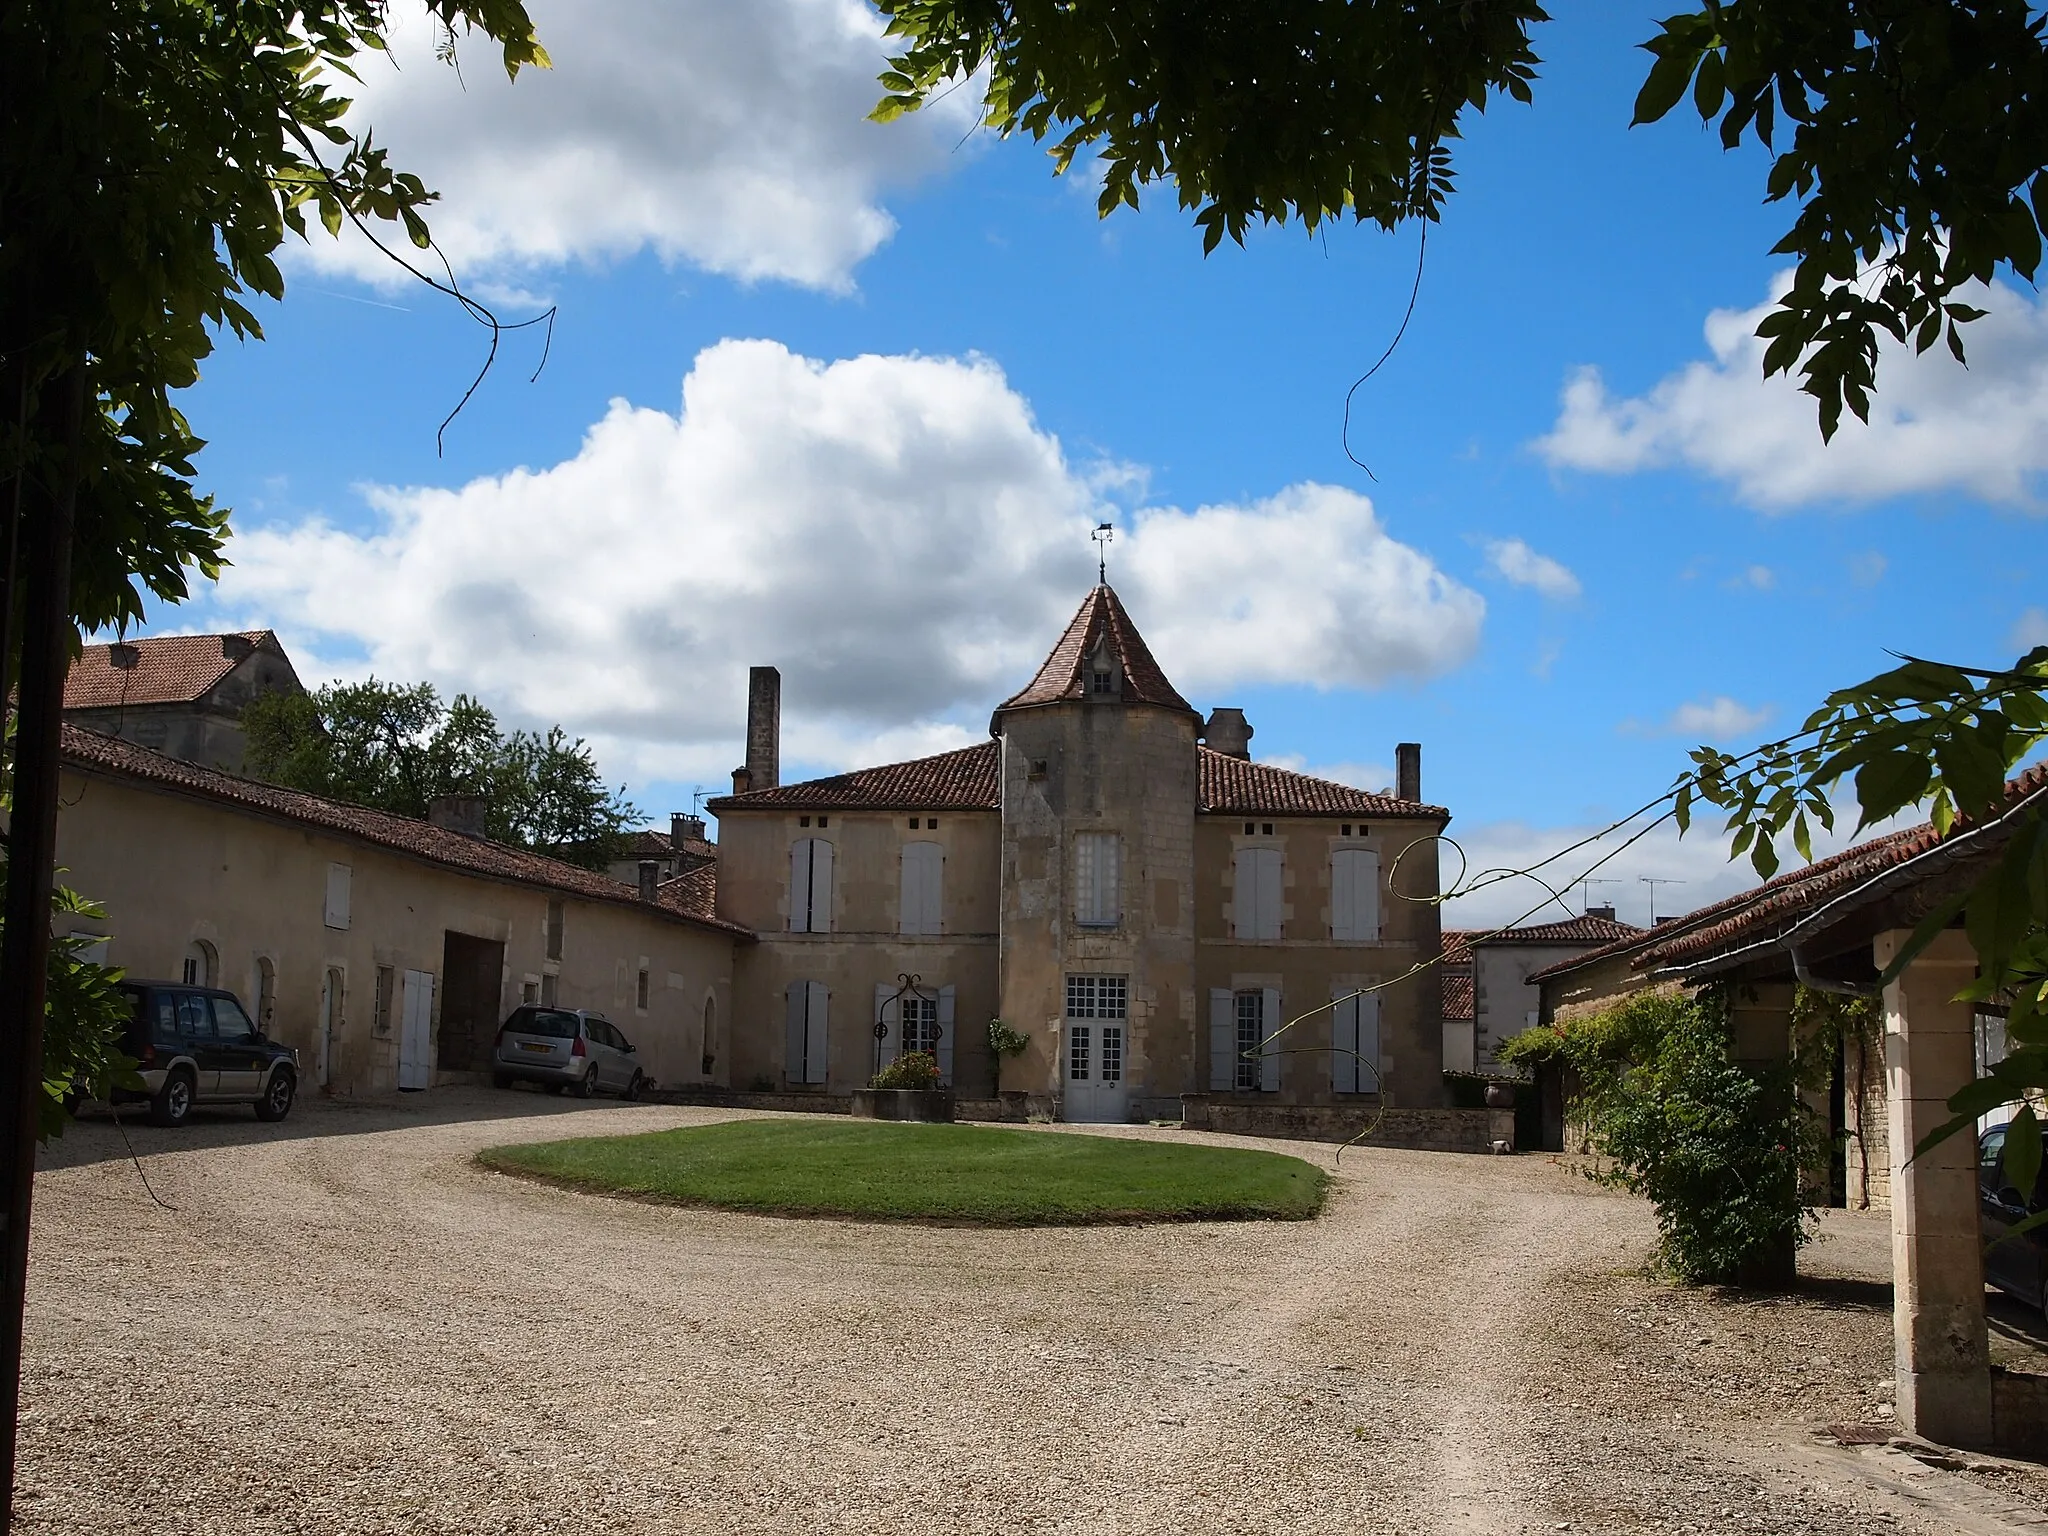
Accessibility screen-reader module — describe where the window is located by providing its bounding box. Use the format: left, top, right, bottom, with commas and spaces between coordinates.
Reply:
1331, 988, 1381, 1094
181, 940, 213, 987
546, 899, 564, 962
789, 837, 835, 933
1232, 847, 1283, 941
1068, 1025, 1092, 1081
1091, 669, 1114, 695
1065, 974, 1128, 1020
636, 967, 651, 1012
907, 816, 919, 829
521, 978, 539, 1005
1234, 992, 1264, 1092
1074, 832, 1120, 927
818, 816, 829, 828
176, 992, 213, 1040
800, 815, 811, 828
1028, 758, 1049, 780
1341, 824, 1352, 837
540, 972, 558, 1006
370, 966, 395, 1038
213, 997, 257, 1046
1244, 822, 1255, 835
1262, 823, 1274, 836
927, 818, 938, 830
1330, 848, 1382, 942
901, 995, 940, 1056
324, 863, 352, 930
899, 841, 944, 935
1099, 1025, 1123, 1084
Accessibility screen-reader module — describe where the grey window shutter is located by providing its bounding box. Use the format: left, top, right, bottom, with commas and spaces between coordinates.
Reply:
1359, 991, 1382, 1092
1231, 851, 1254, 939
1331, 988, 1358, 1094
1260, 986, 1283, 1091
1358, 850, 1381, 940
1208, 988, 1235, 1091
324, 862, 352, 931
1330, 852, 1355, 942
811, 840, 834, 933
789, 840, 811, 933
804, 980, 829, 1083
785, 982, 807, 1082
936, 985, 956, 1086
1257, 852, 1282, 942
874, 982, 900, 1068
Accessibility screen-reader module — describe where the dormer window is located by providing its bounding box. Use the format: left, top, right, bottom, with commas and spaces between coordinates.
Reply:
1091, 669, 1113, 695
1085, 639, 1120, 699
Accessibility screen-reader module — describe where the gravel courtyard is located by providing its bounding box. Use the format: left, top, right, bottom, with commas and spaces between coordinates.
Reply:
19, 1092, 2048, 1534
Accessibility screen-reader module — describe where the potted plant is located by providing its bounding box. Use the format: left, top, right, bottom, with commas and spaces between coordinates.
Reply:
851, 1050, 954, 1122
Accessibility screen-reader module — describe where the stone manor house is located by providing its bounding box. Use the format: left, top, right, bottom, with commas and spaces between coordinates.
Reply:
708, 584, 1451, 1122
54, 585, 1455, 1125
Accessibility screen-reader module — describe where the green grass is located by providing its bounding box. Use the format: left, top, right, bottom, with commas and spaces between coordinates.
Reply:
477, 1118, 1326, 1225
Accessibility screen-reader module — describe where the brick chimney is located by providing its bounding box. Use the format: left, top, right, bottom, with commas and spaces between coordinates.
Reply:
427, 794, 489, 837
638, 859, 660, 902
670, 811, 706, 848
731, 766, 753, 796
1201, 707, 1254, 760
1395, 742, 1422, 804
1587, 904, 1616, 922
221, 633, 255, 661
746, 666, 780, 790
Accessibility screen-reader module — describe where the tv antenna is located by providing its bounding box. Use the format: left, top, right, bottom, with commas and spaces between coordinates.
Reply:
1577, 876, 1622, 913
1092, 521, 1114, 583
1639, 877, 1686, 924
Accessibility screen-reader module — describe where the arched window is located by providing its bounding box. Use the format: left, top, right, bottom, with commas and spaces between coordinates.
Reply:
182, 939, 216, 987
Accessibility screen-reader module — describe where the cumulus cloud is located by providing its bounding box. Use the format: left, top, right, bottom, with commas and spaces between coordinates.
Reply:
1534, 274, 2048, 509
1621, 696, 1773, 743
1483, 537, 1581, 601
298, 0, 975, 294
207, 340, 1481, 782
1258, 756, 1396, 794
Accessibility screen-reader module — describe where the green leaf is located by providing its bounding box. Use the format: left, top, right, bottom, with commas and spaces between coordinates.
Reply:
1632, 46, 1699, 126
1691, 49, 1726, 120
2004, 1102, 2042, 1196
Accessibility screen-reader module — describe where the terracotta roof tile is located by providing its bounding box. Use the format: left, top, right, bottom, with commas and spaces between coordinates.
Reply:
61, 725, 752, 940
1197, 749, 1447, 818
708, 743, 1001, 813
992, 585, 1196, 724
1474, 914, 1645, 946
657, 865, 721, 922
1441, 973, 1475, 1023
64, 632, 273, 709
626, 828, 718, 864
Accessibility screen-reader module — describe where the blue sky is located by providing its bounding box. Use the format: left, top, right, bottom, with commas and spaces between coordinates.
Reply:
148, 3, 2045, 928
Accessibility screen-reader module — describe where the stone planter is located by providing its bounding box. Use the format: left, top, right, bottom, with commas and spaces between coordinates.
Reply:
850, 1087, 955, 1123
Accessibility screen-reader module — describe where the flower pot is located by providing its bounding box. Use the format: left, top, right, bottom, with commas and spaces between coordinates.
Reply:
850, 1087, 956, 1123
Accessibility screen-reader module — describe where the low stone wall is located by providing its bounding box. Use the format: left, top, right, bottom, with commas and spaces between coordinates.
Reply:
1182, 1096, 1512, 1153
1993, 1365, 2048, 1460
645, 1085, 848, 1116
850, 1088, 955, 1123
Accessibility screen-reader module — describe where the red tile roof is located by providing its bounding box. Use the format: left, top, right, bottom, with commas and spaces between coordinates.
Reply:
61, 725, 753, 940
1441, 972, 1475, 1023
1440, 929, 1476, 968
708, 743, 1002, 813
1530, 759, 2048, 984
657, 865, 721, 923
626, 827, 718, 864
1197, 749, 1446, 818
64, 632, 274, 709
1474, 914, 1645, 946
992, 585, 1197, 724
709, 740, 1445, 820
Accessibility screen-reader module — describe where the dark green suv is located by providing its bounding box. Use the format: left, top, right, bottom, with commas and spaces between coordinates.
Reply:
115, 982, 299, 1127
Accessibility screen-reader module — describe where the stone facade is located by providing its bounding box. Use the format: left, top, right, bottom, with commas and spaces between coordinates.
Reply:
63, 630, 303, 774
709, 586, 1451, 1124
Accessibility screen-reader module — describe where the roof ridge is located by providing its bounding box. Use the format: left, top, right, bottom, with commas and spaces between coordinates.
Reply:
990, 585, 1196, 726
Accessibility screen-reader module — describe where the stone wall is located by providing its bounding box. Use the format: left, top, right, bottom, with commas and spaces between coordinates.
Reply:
1183, 1096, 1511, 1153
1992, 1365, 2048, 1459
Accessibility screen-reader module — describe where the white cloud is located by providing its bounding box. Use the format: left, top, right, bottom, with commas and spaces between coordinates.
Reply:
1728, 564, 1775, 591
2013, 606, 2048, 652
203, 340, 1481, 782
1621, 696, 1773, 743
1483, 537, 1581, 601
298, 0, 975, 295
1534, 273, 2048, 509
1848, 551, 1887, 588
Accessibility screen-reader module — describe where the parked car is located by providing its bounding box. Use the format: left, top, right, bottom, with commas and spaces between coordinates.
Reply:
1979, 1121, 2048, 1320
491, 1006, 646, 1099
114, 981, 299, 1127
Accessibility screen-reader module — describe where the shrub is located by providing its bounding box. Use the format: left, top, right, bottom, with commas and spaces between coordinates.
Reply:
1499, 990, 1820, 1285
986, 1017, 1029, 1094
871, 1050, 941, 1091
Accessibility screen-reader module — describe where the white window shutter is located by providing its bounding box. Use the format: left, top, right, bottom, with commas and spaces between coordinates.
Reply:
805, 981, 829, 1084
1331, 988, 1360, 1094
936, 985, 956, 1086
789, 840, 811, 933
874, 982, 900, 1067
1256, 851, 1282, 941
1100, 836, 1119, 923
1260, 987, 1283, 1091
1358, 850, 1381, 940
898, 844, 919, 936
1232, 851, 1256, 939
924, 845, 945, 934
784, 982, 808, 1082
1209, 988, 1236, 1091
1074, 834, 1095, 921
1331, 852, 1356, 942
324, 863, 352, 931
900, 843, 943, 936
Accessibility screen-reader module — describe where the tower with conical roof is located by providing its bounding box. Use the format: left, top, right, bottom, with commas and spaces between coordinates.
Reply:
990, 584, 1202, 1119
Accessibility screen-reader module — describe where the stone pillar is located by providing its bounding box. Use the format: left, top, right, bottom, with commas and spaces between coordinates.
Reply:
1875, 927, 1992, 1449
1729, 981, 1798, 1287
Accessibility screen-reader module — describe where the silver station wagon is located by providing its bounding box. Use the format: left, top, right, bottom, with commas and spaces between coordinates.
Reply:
492, 1006, 646, 1099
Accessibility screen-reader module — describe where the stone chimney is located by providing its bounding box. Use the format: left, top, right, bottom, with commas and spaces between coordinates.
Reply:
746, 665, 780, 791
1395, 742, 1422, 804
731, 766, 753, 796
108, 642, 139, 670
1587, 904, 1616, 922
638, 859, 660, 902
670, 811, 706, 848
1201, 707, 1254, 760
427, 794, 489, 837
221, 633, 255, 661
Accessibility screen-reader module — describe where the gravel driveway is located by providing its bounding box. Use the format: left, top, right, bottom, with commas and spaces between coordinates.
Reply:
19, 1092, 2048, 1534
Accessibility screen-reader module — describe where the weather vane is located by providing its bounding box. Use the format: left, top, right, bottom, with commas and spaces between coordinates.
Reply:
1092, 521, 1114, 583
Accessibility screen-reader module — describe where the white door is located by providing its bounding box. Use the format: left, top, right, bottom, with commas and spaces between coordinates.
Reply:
399, 970, 435, 1090
318, 968, 343, 1089
1063, 1020, 1129, 1123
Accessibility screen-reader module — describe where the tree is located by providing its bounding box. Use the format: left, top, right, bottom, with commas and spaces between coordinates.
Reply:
242, 681, 641, 870
874, 0, 2048, 1204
